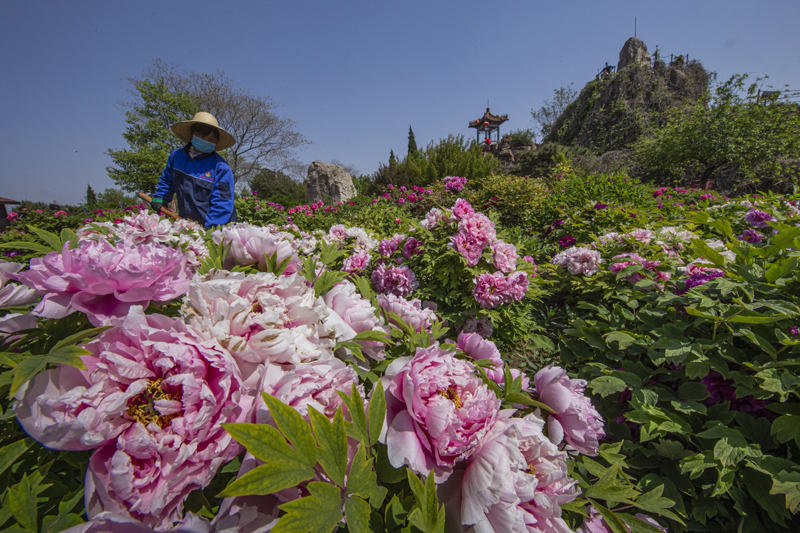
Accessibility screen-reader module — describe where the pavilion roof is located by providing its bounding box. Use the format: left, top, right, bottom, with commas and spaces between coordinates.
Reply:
0, 197, 20, 205
468, 107, 509, 130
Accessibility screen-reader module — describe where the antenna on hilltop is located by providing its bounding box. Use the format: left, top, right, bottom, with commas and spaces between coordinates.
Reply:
635, 17, 637, 38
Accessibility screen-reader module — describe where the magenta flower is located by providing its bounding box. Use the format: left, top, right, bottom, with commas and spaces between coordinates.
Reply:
737, 229, 763, 243
377, 294, 437, 333
456, 332, 511, 386
490, 240, 518, 273
473, 272, 508, 309
342, 251, 371, 273
558, 235, 576, 247
381, 344, 501, 481
744, 209, 776, 228
450, 231, 486, 266
402, 238, 423, 259
371, 263, 419, 297
451, 198, 475, 221
533, 364, 605, 455
15, 308, 248, 528
444, 176, 467, 193
461, 315, 493, 338
323, 281, 388, 360
459, 213, 497, 242
378, 233, 406, 257
593, 203, 608, 209
10, 240, 191, 326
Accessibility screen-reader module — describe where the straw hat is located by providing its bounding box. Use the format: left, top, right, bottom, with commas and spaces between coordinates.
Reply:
171, 112, 236, 151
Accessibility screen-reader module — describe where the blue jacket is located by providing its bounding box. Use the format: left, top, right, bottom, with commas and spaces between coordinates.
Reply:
154, 146, 237, 228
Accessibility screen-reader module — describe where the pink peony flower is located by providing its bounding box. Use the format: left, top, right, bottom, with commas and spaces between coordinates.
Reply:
578, 507, 666, 533
421, 207, 446, 230
323, 281, 388, 360
0, 261, 40, 307
744, 209, 776, 228
9, 240, 191, 326
552, 246, 604, 276
456, 332, 516, 387
59, 512, 211, 533
377, 293, 437, 333
473, 272, 508, 309
451, 198, 475, 221
15, 307, 248, 529
181, 271, 336, 381
54, 210, 68, 217
402, 237, 423, 259
625, 229, 654, 245
461, 315, 493, 338
504, 271, 529, 302
371, 263, 419, 297
378, 233, 406, 257
459, 213, 497, 243
533, 365, 605, 456
0, 313, 38, 341
450, 231, 487, 266
213, 223, 302, 275
342, 251, 371, 273
255, 357, 362, 422
326, 224, 348, 242
491, 240, 518, 273
381, 344, 501, 481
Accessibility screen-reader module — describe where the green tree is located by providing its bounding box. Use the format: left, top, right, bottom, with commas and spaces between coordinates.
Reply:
389, 149, 397, 167
106, 80, 201, 193
85, 184, 97, 206
634, 74, 800, 189
407, 126, 418, 156
247, 168, 307, 206
530, 84, 577, 142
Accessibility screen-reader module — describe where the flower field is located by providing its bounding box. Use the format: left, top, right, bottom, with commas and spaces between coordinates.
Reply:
1, 172, 800, 532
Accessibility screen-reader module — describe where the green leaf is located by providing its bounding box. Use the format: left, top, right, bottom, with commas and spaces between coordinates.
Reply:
0, 241, 54, 254
217, 461, 316, 497
60, 228, 80, 249
352, 330, 394, 345
766, 256, 800, 283
742, 468, 790, 525
8, 475, 37, 532
771, 414, 800, 447
605, 331, 637, 349
587, 499, 629, 533
770, 469, 800, 513
346, 444, 387, 508
273, 482, 343, 533
27, 225, 64, 251
677, 382, 710, 401
9, 355, 47, 400
680, 450, 716, 478
408, 471, 445, 533
224, 422, 300, 463
368, 381, 386, 446
375, 443, 407, 484
632, 484, 683, 524
262, 393, 317, 467
712, 464, 735, 497
589, 376, 628, 397
52, 325, 113, 351
618, 513, 668, 533
315, 270, 348, 297
698, 425, 760, 467
336, 384, 369, 443
0, 439, 31, 478
47, 346, 90, 369
309, 407, 348, 488
691, 238, 726, 267
345, 496, 372, 533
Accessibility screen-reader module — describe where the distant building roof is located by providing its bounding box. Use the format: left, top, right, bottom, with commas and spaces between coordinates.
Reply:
469, 107, 509, 131
0, 197, 20, 205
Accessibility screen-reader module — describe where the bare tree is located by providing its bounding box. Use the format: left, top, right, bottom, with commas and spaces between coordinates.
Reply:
128, 59, 310, 183
530, 84, 578, 142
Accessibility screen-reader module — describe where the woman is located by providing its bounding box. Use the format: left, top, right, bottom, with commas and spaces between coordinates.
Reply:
151, 112, 237, 228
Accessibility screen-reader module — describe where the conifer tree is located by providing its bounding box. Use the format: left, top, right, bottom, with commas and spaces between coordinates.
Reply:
86, 184, 98, 206
389, 149, 397, 167
407, 126, 417, 156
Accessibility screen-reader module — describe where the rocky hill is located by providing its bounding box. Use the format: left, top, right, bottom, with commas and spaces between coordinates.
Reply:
544, 37, 709, 155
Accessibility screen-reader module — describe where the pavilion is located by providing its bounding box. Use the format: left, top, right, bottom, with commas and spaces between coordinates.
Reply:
468, 107, 509, 146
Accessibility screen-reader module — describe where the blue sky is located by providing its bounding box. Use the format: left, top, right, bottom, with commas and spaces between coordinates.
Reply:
1, 0, 798, 204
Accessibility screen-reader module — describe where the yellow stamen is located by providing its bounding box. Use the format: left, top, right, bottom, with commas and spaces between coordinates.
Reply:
437, 386, 463, 409
126, 378, 182, 428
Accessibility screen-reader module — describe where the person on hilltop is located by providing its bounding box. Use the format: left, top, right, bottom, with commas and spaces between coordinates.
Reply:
150, 112, 237, 228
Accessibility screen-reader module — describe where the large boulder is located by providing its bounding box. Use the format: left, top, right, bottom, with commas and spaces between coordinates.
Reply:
617, 37, 651, 71
305, 161, 357, 204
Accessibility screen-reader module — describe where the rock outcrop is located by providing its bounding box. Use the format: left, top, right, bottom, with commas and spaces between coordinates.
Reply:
306, 161, 357, 204
617, 37, 651, 71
